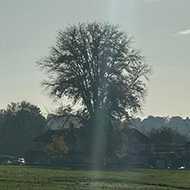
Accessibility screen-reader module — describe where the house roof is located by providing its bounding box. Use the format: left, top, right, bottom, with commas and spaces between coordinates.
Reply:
32, 130, 61, 143
33, 126, 153, 146
45, 114, 84, 130
130, 128, 153, 144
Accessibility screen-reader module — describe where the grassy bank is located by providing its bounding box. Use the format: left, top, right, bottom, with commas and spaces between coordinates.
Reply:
0, 165, 189, 189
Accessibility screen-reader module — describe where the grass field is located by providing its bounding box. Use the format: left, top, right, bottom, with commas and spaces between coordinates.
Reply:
0, 165, 190, 190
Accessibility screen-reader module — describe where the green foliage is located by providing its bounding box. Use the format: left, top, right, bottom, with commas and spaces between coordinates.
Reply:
0, 101, 45, 156
150, 126, 188, 153
5, 101, 45, 138
150, 126, 188, 144
45, 133, 69, 158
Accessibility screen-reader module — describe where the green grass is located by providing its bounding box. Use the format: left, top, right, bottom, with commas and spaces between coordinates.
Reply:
0, 165, 190, 190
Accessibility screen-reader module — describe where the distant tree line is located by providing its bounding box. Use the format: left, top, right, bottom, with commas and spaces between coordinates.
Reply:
133, 116, 189, 153
133, 115, 190, 138
0, 100, 189, 160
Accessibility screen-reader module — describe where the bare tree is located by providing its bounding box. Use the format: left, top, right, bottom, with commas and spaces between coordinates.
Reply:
38, 22, 151, 121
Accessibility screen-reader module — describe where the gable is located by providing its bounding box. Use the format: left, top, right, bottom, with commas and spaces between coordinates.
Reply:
130, 128, 153, 144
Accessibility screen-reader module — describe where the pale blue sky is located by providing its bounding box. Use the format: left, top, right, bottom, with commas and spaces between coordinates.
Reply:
0, 0, 190, 118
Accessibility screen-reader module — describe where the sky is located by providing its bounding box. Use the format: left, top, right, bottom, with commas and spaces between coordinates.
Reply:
0, 0, 190, 118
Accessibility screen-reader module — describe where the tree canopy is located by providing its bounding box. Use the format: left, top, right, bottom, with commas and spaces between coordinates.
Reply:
38, 22, 151, 121
0, 101, 45, 156
150, 126, 188, 145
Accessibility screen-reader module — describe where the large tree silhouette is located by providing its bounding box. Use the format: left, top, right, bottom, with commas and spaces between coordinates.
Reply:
38, 22, 151, 121
38, 22, 151, 163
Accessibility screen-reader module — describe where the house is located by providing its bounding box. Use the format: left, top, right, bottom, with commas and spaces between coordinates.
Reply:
26, 114, 88, 165
122, 128, 155, 167
27, 115, 155, 167
28, 129, 90, 165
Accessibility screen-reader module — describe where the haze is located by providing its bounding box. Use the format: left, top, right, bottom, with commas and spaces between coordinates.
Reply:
0, 0, 190, 118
